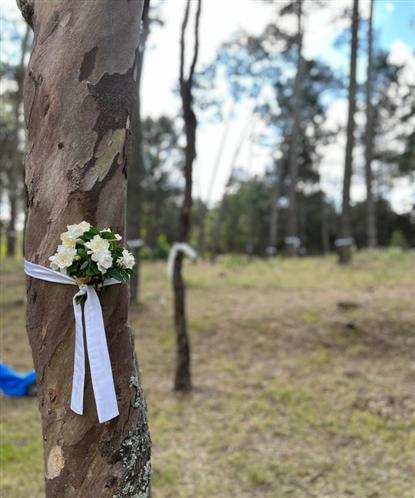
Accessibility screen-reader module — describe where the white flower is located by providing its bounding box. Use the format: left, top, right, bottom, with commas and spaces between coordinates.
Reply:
92, 251, 113, 274
49, 245, 77, 271
118, 249, 135, 270
85, 235, 109, 255
60, 231, 77, 248
67, 221, 91, 239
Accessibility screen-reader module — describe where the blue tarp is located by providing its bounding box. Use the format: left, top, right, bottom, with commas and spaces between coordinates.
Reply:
0, 363, 36, 397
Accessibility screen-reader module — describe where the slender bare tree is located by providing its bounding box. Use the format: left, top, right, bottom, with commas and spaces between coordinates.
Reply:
338, 0, 359, 264
19, 1, 151, 495
6, 25, 30, 257
127, 0, 151, 304
267, 161, 283, 255
285, 0, 303, 256
173, 0, 202, 391
364, 0, 377, 248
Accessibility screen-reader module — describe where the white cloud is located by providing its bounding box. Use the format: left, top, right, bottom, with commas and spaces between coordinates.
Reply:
385, 2, 395, 13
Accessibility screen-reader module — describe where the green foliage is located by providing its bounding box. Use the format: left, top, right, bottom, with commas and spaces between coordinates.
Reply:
389, 230, 409, 249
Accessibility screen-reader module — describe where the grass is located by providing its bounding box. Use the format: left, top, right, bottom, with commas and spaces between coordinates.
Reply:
1, 250, 415, 497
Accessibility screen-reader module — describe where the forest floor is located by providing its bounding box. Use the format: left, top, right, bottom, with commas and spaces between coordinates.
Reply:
1, 251, 415, 498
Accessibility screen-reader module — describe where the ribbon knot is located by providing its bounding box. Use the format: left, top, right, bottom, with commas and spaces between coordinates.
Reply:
24, 260, 120, 423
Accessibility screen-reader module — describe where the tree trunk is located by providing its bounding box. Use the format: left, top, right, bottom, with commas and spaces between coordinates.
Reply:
6, 26, 30, 257
285, 0, 303, 256
364, 0, 377, 248
267, 162, 282, 256
127, 0, 151, 304
338, 0, 359, 265
174, 0, 201, 392
20, 1, 151, 496
321, 193, 330, 255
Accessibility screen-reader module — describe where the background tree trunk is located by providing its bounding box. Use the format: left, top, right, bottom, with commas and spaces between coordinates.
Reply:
285, 0, 303, 256
268, 162, 282, 255
6, 26, 30, 257
127, 0, 151, 304
338, 0, 359, 264
321, 193, 330, 255
20, 1, 151, 496
364, 0, 377, 248
174, 0, 202, 392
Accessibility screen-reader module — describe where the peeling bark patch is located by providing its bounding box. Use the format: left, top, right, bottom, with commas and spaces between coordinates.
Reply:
87, 69, 134, 146
46, 445, 65, 479
79, 46, 98, 82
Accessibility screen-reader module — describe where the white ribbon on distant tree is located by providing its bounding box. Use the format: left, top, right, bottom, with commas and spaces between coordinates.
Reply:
266, 246, 277, 256
167, 243, 197, 280
24, 260, 120, 424
127, 238, 144, 249
284, 236, 301, 248
335, 238, 354, 247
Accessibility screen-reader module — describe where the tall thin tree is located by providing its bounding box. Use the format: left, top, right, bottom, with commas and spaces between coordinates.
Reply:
267, 160, 283, 256
173, 0, 202, 391
285, 0, 303, 256
338, 0, 359, 264
364, 0, 377, 248
19, 1, 151, 495
6, 25, 30, 257
127, 0, 151, 304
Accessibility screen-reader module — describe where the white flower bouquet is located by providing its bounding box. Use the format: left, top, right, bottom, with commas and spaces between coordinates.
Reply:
49, 221, 135, 302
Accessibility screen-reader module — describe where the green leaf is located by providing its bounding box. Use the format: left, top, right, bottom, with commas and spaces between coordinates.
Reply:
100, 231, 116, 240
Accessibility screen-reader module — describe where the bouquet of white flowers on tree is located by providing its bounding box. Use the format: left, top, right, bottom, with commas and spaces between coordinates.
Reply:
49, 221, 135, 302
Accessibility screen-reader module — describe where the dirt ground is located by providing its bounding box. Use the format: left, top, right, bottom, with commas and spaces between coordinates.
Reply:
1, 251, 415, 498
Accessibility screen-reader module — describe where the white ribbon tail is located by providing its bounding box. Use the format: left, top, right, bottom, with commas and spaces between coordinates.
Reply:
83, 286, 119, 423
167, 243, 197, 280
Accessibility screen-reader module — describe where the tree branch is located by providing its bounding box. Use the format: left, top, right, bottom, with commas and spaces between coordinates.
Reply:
179, 0, 191, 86
188, 0, 202, 83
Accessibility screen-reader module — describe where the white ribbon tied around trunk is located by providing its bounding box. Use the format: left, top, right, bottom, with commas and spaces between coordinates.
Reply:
127, 238, 144, 249
24, 260, 120, 423
335, 237, 354, 247
167, 243, 197, 280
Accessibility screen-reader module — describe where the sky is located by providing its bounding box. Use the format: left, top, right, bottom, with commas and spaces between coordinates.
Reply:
1, 0, 415, 214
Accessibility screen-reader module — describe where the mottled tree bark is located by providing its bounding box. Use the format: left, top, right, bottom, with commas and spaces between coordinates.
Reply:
173, 0, 201, 391
338, 0, 359, 264
20, 1, 151, 496
364, 0, 377, 248
127, 0, 151, 304
285, 0, 303, 256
